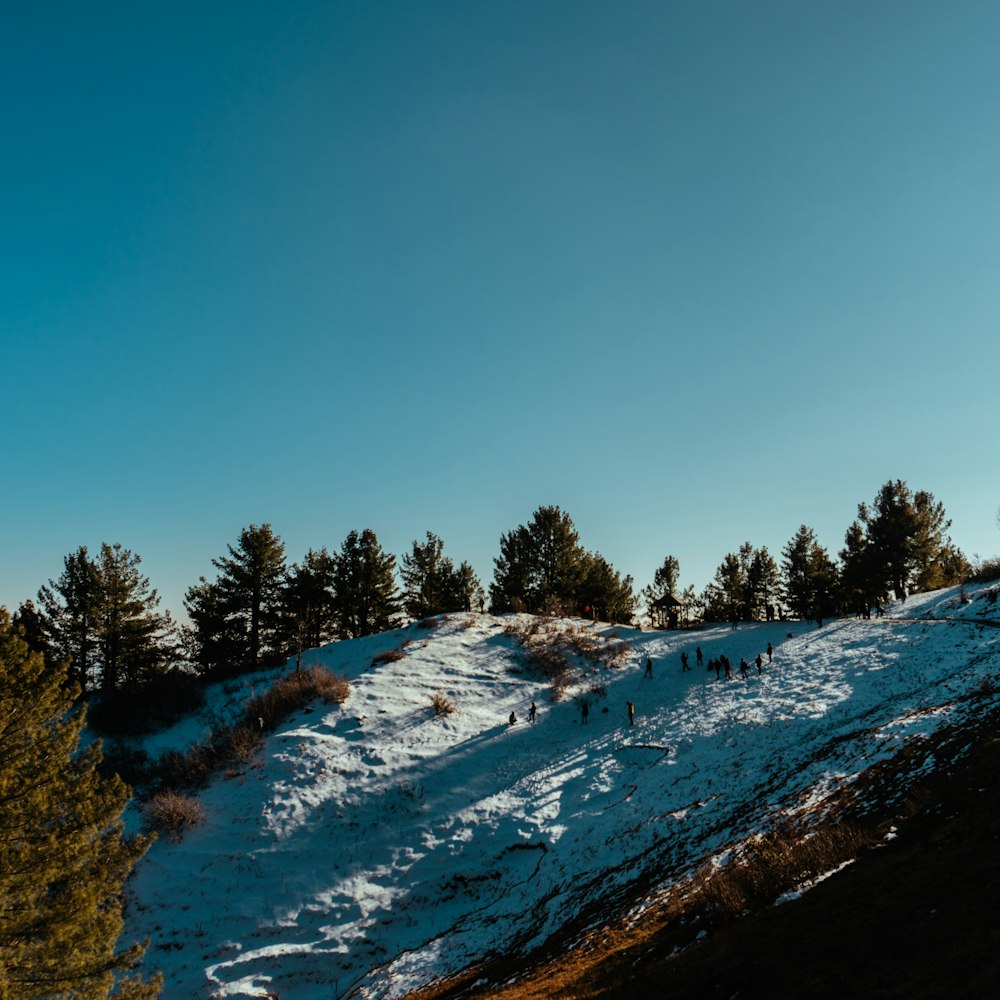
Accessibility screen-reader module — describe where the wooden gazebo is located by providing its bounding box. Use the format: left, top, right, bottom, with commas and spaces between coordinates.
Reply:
651, 594, 685, 630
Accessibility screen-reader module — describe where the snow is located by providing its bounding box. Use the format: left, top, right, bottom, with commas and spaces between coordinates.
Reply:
123, 582, 1000, 998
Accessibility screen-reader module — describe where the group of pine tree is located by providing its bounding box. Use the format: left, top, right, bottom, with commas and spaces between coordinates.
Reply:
0, 479, 984, 996
9, 480, 976, 700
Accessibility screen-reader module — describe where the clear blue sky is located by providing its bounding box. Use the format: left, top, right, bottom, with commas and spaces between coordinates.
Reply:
3, 0, 999, 621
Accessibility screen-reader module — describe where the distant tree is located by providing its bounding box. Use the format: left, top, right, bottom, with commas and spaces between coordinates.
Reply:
701, 551, 745, 623
283, 547, 337, 651
451, 560, 486, 613
332, 528, 400, 637
744, 544, 780, 621
856, 480, 968, 599
36, 544, 177, 694
11, 599, 54, 669
37, 546, 101, 693
579, 552, 636, 624
490, 506, 587, 614
782, 526, 839, 620
184, 524, 289, 675
92, 543, 178, 692
0, 609, 160, 998
839, 520, 884, 615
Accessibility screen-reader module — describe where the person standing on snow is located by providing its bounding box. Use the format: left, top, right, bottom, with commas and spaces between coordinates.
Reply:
581, 701, 590, 725
767, 641, 773, 662
755, 653, 763, 674
528, 701, 537, 723
627, 701, 635, 726
681, 651, 691, 672
644, 656, 653, 678
696, 647, 703, 668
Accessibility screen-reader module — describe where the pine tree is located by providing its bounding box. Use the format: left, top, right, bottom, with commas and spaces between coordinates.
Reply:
782, 526, 839, 620
490, 506, 586, 614
93, 543, 178, 692
37, 546, 101, 694
0, 610, 160, 999
745, 546, 780, 621
185, 525, 289, 675
857, 480, 968, 599
401, 532, 457, 619
579, 552, 635, 624
332, 529, 400, 638
283, 548, 337, 651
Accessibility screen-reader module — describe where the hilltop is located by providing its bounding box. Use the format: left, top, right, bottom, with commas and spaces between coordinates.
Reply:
120, 582, 1000, 998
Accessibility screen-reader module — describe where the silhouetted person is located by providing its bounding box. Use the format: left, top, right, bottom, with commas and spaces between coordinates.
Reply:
581, 701, 590, 725
644, 656, 653, 678
755, 653, 763, 674
740, 658, 750, 679
767, 642, 773, 662
681, 652, 691, 672
627, 701, 635, 726
528, 701, 537, 724
509, 711, 517, 726
696, 647, 703, 667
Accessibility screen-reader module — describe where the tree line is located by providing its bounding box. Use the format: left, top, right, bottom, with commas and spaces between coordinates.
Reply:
7, 480, 981, 701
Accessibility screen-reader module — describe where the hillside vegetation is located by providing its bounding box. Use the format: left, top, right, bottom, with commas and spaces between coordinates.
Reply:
117, 582, 1000, 998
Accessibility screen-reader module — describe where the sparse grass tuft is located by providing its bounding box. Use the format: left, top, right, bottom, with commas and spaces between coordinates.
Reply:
371, 648, 405, 667
431, 691, 456, 716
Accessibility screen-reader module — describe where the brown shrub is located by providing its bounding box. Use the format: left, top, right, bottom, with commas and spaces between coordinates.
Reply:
227, 722, 264, 764
142, 790, 205, 842
371, 648, 405, 667
431, 691, 456, 716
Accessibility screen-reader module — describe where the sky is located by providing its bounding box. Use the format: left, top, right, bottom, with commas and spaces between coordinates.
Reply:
3, 0, 1000, 621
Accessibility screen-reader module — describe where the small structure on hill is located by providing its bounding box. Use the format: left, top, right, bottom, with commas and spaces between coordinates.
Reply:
651, 594, 686, 630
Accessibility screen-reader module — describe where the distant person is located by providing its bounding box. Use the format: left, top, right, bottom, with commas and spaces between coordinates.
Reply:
696, 646, 703, 668
644, 656, 653, 678
528, 701, 537, 724
681, 651, 691, 672
627, 701, 635, 726
509, 711, 517, 726
767, 642, 773, 663
581, 701, 590, 725
713, 658, 721, 681
755, 653, 763, 674
740, 657, 750, 679
724, 656, 733, 680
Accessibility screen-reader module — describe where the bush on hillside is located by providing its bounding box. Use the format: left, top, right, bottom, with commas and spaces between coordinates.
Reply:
431, 691, 456, 716
142, 790, 205, 842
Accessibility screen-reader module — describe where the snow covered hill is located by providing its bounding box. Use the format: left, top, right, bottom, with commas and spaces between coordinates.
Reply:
123, 582, 1000, 999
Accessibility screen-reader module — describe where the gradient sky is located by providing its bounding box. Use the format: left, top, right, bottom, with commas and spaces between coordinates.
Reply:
3, 0, 999, 621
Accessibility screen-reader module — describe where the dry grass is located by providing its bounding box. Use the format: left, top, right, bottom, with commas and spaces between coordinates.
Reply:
431, 691, 456, 716
142, 790, 205, 842
371, 648, 406, 667
503, 617, 632, 698
149, 666, 350, 794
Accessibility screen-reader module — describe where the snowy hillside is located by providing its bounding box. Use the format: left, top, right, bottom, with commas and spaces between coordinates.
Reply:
123, 583, 1000, 999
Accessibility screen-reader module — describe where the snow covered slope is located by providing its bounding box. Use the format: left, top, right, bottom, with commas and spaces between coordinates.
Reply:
124, 582, 1000, 999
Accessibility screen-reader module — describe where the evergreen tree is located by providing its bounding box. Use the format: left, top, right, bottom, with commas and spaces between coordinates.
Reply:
283, 548, 337, 652
184, 524, 289, 675
400, 532, 456, 619
856, 480, 968, 599
579, 552, 636, 624
0, 610, 160, 999
400, 534, 485, 618
451, 560, 486, 613
839, 519, 884, 615
782, 525, 839, 620
490, 506, 586, 614
331, 529, 400, 638
745, 545, 780, 621
37, 546, 101, 693
700, 551, 745, 623
92, 543, 178, 692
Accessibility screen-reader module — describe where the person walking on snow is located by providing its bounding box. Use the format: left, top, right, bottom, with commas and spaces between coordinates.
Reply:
767, 641, 773, 663
740, 657, 750, 679
509, 711, 517, 725
528, 701, 537, 723
644, 656, 653, 678
755, 653, 763, 674
713, 658, 721, 681
581, 701, 590, 725
696, 646, 703, 668
681, 651, 691, 672
627, 701, 635, 726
